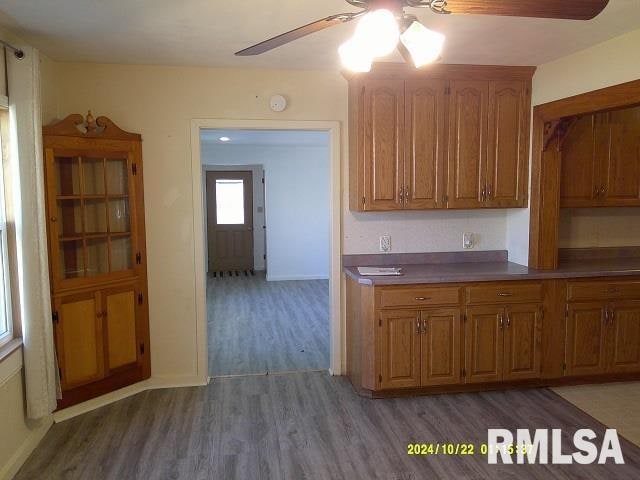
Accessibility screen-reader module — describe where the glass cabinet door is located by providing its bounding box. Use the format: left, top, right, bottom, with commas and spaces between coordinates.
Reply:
52, 154, 134, 282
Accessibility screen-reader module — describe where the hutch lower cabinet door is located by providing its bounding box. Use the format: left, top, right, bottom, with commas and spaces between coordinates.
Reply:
464, 305, 504, 384
607, 301, 640, 373
502, 304, 542, 381
420, 308, 461, 386
565, 302, 608, 376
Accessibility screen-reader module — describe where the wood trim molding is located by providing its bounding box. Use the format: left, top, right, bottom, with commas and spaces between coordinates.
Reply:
529, 79, 640, 269
343, 63, 537, 81
43, 111, 142, 141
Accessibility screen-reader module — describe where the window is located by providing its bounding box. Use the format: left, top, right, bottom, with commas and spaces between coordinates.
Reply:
215, 179, 245, 225
0, 107, 13, 346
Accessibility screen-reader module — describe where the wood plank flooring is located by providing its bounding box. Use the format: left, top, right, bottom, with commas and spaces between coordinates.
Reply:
16, 372, 640, 479
207, 272, 329, 376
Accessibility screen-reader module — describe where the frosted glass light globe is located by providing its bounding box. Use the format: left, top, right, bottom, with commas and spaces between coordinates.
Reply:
355, 9, 400, 58
400, 21, 445, 67
339, 37, 373, 72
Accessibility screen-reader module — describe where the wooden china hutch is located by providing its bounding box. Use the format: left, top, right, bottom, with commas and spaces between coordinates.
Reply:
43, 112, 150, 408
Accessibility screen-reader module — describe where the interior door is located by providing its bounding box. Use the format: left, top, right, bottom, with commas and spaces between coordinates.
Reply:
503, 304, 542, 381
486, 81, 529, 208
565, 302, 608, 376
559, 114, 599, 207
609, 301, 640, 373
447, 80, 489, 209
206, 171, 254, 272
362, 78, 405, 211
420, 308, 461, 386
465, 305, 504, 384
379, 309, 421, 389
404, 79, 447, 209
601, 106, 640, 206
54, 291, 105, 391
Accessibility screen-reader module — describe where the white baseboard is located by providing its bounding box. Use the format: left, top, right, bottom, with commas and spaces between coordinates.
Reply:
53, 374, 208, 423
0, 416, 53, 480
266, 274, 329, 281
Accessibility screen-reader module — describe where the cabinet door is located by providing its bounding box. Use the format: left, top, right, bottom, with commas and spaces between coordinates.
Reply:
54, 291, 105, 391
363, 79, 405, 211
447, 80, 488, 209
566, 302, 608, 376
465, 306, 504, 384
600, 107, 640, 206
420, 308, 461, 386
559, 115, 599, 207
404, 79, 447, 209
609, 301, 640, 373
503, 304, 542, 381
379, 310, 421, 389
486, 81, 529, 208
103, 283, 141, 372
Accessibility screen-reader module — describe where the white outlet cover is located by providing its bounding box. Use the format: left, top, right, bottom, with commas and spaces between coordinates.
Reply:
270, 94, 287, 112
463, 232, 475, 249
380, 235, 391, 253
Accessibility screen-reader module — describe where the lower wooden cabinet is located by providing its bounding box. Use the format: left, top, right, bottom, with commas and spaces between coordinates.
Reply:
566, 300, 640, 376
54, 281, 146, 394
379, 308, 461, 389
503, 304, 543, 381
465, 305, 504, 383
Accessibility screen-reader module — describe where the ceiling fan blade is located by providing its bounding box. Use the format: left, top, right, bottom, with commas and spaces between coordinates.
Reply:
443, 0, 610, 20
236, 13, 361, 56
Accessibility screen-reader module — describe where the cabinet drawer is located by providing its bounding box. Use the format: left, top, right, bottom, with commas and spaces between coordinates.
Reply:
466, 283, 543, 304
380, 286, 461, 308
567, 280, 640, 302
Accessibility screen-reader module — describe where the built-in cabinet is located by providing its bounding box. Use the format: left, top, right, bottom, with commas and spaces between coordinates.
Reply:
348, 64, 534, 211
44, 112, 150, 408
560, 105, 640, 207
346, 275, 640, 397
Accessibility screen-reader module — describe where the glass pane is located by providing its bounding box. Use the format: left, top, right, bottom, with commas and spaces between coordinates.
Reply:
106, 159, 129, 195
86, 238, 108, 277
55, 157, 80, 196
84, 199, 107, 233
81, 158, 105, 195
57, 200, 83, 237
110, 236, 132, 271
216, 179, 244, 225
59, 240, 84, 278
108, 199, 130, 233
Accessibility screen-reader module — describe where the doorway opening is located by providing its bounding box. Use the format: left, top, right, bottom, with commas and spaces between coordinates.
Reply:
200, 128, 333, 377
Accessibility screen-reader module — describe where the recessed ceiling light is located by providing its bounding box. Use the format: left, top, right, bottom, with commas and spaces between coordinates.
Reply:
219, 136, 231, 142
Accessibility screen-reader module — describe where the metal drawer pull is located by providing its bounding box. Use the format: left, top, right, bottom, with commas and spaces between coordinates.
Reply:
497, 292, 513, 297
415, 297, 431, 301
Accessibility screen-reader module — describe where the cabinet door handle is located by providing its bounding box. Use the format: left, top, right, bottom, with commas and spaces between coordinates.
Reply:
414, 297, 431, 301
505, 312, 511, 328
421, 318, 427, 334
481, 186, 486, 202
497, 292, 513, 297
600, 186, 606, 197
404, 186, 410, 205
609, 307, 615, 324
594, 186, 600, 199
487, 184, 492, 200
399, 186, 404, 203
604, 308, 610, 324
416, 316, 421, 334
499, 314, 504, 329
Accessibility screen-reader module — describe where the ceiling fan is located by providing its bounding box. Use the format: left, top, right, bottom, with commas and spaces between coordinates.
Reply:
235, 0, 610, 72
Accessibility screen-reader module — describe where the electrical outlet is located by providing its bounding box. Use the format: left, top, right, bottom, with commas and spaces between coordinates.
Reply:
463, 232, 475, 249
380, 235, 391, 253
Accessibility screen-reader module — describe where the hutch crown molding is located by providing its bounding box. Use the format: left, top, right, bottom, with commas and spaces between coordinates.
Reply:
346, 63, 535, 211
43, 111, 150, 408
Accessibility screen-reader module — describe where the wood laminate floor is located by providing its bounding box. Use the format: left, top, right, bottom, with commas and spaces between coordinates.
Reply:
16, 372, 640, 479
207, 272, 329, 376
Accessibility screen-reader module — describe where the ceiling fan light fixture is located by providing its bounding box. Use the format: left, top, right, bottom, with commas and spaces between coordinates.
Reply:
339, 37, 373, 72
354, 9, 400, 58
400, 20, 445, 68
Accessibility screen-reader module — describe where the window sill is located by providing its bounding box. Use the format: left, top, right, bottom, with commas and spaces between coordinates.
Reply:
0, 338, 23, 386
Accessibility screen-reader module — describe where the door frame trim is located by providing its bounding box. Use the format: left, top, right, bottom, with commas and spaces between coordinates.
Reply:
190, 119, 342, 380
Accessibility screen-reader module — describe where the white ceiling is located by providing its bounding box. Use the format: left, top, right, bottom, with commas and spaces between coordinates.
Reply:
201, 129, 329, 147
1, 0, 640, 70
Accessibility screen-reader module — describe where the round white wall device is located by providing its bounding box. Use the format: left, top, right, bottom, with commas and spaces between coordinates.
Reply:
270, 95, 287, 112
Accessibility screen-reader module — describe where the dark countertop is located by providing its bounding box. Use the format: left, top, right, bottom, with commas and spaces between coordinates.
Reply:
344, 258, 640, 286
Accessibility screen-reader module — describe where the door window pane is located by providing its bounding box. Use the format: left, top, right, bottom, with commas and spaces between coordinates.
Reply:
110, 236, 132, 271
84, 199, 107, 233
59, 240, 84, 278
215, 179, 244, 225
55, 157, 80, 195
86, 238, 109, 276
57, 200, 83, 237
108, 199, 130, 232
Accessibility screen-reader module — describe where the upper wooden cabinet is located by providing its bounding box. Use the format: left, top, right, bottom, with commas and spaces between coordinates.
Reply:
44, 112, 151, 408
560, 105, 640, 207
347, 64, 534, 211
